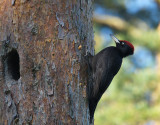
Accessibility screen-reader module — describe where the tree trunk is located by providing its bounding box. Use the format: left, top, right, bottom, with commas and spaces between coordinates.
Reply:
0, 0, 94, 124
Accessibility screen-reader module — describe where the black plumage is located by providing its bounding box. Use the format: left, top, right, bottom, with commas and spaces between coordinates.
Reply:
88, 34, 134, 123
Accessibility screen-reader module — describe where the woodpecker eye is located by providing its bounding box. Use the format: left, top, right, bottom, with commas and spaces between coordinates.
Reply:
121, 42, 125, 45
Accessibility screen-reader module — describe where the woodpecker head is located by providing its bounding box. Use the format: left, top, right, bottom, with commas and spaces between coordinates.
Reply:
110, 34, 134, 57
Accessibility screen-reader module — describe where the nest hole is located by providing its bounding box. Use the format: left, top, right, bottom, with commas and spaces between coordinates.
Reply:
6, 49, 20, 80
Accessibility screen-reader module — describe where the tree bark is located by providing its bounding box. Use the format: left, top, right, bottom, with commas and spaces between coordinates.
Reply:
0, 0, 94, 124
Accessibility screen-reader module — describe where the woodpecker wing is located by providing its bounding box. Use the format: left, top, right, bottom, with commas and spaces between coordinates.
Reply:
93, 50, 114, 99
93, 58, 105, 97
89, 50, 112, 122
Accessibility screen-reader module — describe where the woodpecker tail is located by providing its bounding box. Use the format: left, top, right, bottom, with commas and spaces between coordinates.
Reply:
85, 52, 96, 123
85, 52, 94, 122
89, 98, 99, 123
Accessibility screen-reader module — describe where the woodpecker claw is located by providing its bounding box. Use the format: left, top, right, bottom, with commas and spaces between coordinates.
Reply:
110, 34, 120, 44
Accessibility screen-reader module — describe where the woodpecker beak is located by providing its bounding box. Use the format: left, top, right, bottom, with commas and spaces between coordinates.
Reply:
110, 34, 120, 44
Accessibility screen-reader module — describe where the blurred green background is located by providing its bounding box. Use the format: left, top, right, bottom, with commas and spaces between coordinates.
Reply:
93, 0, 160, 125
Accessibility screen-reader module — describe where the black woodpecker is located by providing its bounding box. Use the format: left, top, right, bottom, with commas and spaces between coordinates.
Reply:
88, 34, 134, 123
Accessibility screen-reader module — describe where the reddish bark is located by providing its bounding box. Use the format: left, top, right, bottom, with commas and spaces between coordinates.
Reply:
0, 0, 94, 124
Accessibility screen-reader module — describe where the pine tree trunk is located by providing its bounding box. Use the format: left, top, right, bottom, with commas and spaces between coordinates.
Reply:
0, 0, 94, 124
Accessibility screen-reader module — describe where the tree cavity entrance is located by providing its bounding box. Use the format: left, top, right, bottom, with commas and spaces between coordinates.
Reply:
6, 49, 20, 80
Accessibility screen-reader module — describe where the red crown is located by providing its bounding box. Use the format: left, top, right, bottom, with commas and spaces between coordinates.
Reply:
120, 40, 134, 52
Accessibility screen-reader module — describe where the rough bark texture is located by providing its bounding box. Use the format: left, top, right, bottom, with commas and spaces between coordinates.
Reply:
0, 0, 94, 124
